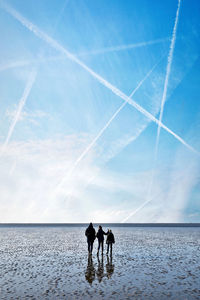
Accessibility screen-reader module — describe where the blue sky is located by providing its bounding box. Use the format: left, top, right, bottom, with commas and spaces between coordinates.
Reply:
0, 0, 200, 223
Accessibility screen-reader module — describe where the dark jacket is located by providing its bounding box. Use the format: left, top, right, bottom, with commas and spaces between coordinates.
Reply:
96, 228, 107, 242
85, 225, 96, 242
106, 232, 115, 244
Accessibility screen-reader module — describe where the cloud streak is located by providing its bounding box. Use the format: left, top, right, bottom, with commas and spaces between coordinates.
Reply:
0, 60, 31, 72
0, 38, 168, 73
1, 1, 199, 157
155, 0, 181, 157
78, 37, 169, 56
0, 69, 37, 155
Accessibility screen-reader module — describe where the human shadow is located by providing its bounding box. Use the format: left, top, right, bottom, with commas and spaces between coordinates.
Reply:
85, 254, 95, 285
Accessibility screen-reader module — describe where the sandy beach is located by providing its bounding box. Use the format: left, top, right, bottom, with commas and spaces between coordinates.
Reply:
0, 226, 200, 299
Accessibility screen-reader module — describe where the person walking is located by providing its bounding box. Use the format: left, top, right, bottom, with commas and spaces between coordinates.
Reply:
106, 229, 115, 255
85, 223, 96, 254
96, 225, 107, 255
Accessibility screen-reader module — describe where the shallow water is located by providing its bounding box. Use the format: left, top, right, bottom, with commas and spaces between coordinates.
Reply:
0, 227, 200, 299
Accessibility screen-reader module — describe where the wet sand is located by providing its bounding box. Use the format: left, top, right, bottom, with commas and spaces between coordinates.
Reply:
0, 226, 200, 299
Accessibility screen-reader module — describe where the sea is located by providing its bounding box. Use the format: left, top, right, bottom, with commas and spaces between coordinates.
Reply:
0, 224, 200, 299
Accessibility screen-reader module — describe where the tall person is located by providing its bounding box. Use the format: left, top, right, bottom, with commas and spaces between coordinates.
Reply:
85, 223, 96, 254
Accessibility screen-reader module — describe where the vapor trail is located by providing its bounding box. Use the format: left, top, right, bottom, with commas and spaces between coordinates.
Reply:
0, 38, 168, 73
124, 0, 182, 223
0, 69, 37, 155
0, 38, 166, 73
2, 2, 199, 156
0, 60, 31, 72
122, 198, 152, 223
78, 38, 169, 56
56, 57, 163, 190
0, 56, 63, 72
52, 0, 69, 35
155, 0, 181, 158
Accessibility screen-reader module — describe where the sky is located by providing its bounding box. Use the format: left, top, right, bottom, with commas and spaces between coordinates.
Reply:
0, 0, 200, 223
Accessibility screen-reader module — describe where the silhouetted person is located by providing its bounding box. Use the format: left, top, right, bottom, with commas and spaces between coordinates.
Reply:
85, 222, 96, 254
106, 229, 115, 255
96, 225, 107, 255
85, 254, 95, 285
106, 254, 114, 279
96, 254, 104, 283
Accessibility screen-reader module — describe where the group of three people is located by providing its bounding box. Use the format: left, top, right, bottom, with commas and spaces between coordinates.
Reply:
85, 223, 115, 255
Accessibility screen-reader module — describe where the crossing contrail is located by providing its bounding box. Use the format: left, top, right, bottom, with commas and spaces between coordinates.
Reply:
56, 57, 164, 190
78, 37, 169, 56
2, 1, 199, 157
124, 0, 183, 224
0, 69, 37, 155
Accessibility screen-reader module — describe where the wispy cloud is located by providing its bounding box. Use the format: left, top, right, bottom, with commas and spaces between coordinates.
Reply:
6, 108, 49, 125
0, 137, 155, 222
121, 147, 200, 223
0, 134, 199, 223
1, 1, 199, 157
156, 153, 200, 223
0, 136, 98, 222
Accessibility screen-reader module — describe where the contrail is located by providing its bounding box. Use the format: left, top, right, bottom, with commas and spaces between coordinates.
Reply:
78, 37, 169, 56
124, 0, 182, 223
0, 38, 168, 73
155, 0, 181, 158
0, 56, 63, 72
2, 2, 199, 156
122, 198, 153, 223
56, 57, 164, 190
0, 38, 166, 73
52, 0, 69, 35
0, 60, 31, 72
0, 69, 37, 155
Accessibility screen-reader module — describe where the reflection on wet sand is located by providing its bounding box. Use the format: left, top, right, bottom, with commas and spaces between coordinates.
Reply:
106, 255, 114, 279
97, 254, 104, 282
85, 254, 95, 285
85, 253, 115, 284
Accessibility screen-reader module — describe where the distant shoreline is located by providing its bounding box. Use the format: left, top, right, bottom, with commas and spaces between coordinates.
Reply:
0, 223, 200, 227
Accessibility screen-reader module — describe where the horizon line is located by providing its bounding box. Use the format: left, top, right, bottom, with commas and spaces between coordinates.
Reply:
0, 223, 200, 227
